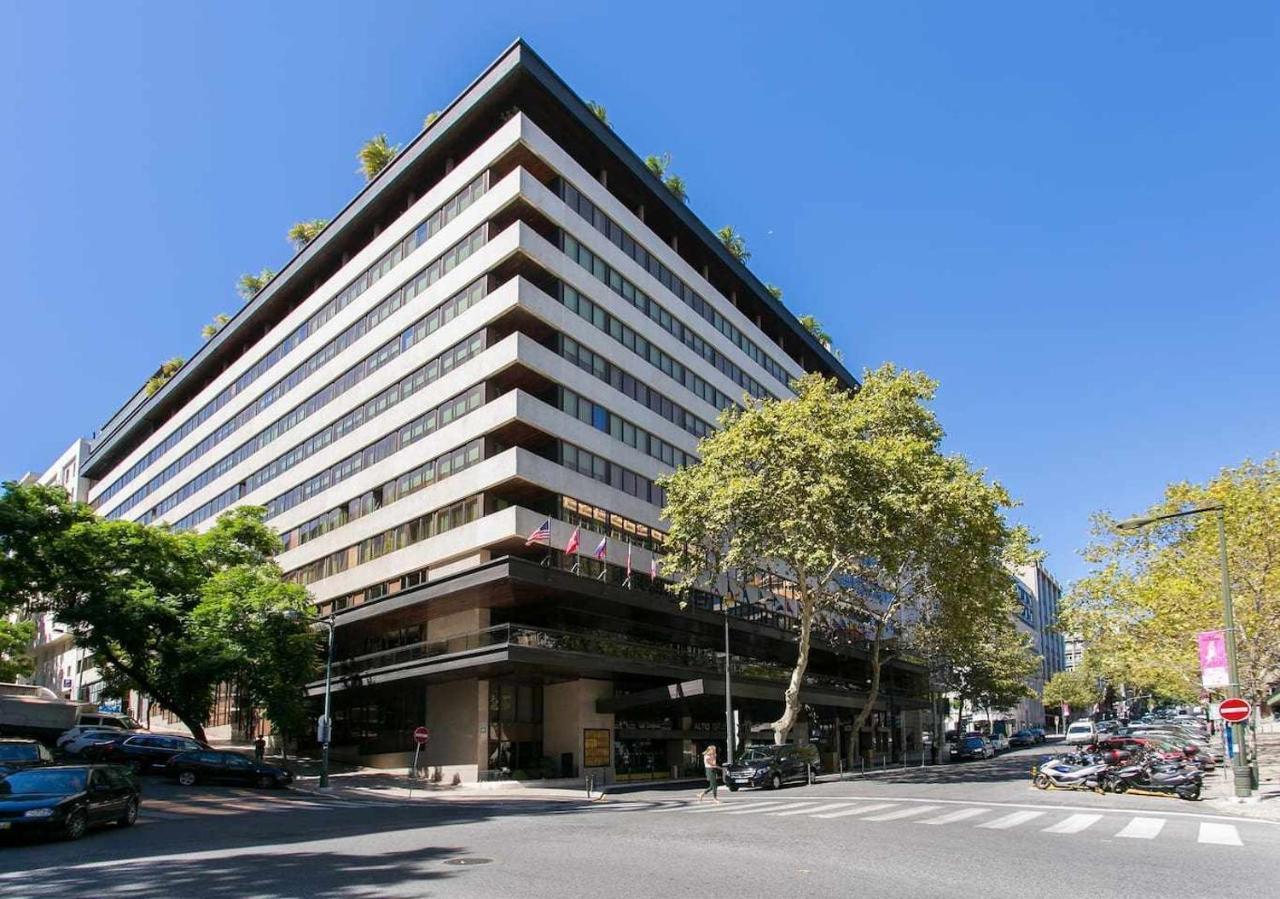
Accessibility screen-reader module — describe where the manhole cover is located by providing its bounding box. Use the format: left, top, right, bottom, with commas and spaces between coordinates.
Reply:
444, 858, 493, 866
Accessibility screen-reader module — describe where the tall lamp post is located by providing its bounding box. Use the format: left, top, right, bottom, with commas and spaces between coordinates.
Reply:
1114, 503, 1252, 799
285, 610, 336, 790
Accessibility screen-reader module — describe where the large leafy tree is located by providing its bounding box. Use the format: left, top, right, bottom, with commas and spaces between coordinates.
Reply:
660, 369, 1029, 744
0, 484, 318, 743
0, 617, 36, 681
1063, 456, 1280, 706
1042, 669, 1102, 716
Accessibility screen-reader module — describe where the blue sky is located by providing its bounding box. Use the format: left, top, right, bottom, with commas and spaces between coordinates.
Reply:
2, 2, 1277, 587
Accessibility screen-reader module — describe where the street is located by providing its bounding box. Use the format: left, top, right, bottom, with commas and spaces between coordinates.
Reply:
1, 745, 1273, 898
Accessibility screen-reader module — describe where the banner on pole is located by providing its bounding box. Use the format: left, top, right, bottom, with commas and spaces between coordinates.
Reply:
1197, 630, 1229, 688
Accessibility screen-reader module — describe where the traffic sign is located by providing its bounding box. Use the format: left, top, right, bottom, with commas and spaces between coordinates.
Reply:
413, 726, 431, 745
1218, 698, 1251, 723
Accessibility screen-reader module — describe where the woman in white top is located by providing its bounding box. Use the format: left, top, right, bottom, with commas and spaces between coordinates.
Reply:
697, 744, 722, 803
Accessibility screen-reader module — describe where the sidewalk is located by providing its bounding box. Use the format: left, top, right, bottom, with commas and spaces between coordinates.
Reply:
1203, 720, 1280, 821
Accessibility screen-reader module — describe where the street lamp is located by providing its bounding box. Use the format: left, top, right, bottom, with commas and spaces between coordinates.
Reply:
285, 610, 336, 790
1114, 503, 1252, 799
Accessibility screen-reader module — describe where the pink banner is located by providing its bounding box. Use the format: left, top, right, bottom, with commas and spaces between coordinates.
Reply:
1197, 630, 1229, 689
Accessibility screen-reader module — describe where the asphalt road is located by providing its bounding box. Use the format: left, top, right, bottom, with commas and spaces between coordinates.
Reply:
0, 745, 1273, 898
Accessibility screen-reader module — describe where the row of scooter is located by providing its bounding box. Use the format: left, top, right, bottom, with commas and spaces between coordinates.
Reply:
1030, 747, 1203, 801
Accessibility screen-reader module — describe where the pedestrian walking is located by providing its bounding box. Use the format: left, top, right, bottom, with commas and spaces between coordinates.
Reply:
254, 735, 266, 761
697, 744, 723, 803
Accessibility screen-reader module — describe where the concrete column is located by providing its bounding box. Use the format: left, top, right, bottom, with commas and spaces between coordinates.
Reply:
543, 679, 615, 783
425, 678, 481, 783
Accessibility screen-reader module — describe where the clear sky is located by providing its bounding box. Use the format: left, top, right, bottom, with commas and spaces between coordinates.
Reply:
2, 2, 1277, 587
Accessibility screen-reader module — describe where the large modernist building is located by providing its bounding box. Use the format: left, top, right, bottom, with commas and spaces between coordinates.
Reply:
71, 41, 929, 781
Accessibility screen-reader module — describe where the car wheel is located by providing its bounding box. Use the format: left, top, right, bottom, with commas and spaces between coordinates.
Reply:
177, 770, 197, 787
257, 775, 275, 789
727, 782, 739, 792
62, 809, 88, 841
1111, 779, 1129, 795
770, 772, 783, 791
118, 797, 139, 827
1033, 773, 1051, 790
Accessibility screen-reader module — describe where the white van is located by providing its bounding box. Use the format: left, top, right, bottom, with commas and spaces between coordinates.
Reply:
1065, 720, 1098, 745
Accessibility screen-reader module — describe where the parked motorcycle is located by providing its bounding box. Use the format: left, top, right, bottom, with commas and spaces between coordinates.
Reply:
1031, 753, 1109, 792
1100, 761, 1202, 800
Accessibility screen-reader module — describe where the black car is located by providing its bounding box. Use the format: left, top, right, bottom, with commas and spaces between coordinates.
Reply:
167, 750, 293, 789
952, 735, 994, 761
90, 734, 207, 773
722, 744, 820, 791
0, 765, 139, 841
0, 738, 54, 773
1009, 730, 1036, 748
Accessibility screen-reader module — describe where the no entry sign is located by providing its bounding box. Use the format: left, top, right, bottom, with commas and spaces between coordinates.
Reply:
414, 726, 431, 745
1218, 698, 1251, 723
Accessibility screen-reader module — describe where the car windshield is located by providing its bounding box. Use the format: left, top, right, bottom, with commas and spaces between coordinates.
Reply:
963, 738, 985, 748
0, 769, 87, 795
0, 744, 39, 761
738, 749, 775, 763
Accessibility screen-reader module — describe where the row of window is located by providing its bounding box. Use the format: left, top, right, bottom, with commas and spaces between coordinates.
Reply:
94, 173, 489, 510
559, 387, 697, 472
561, 442, 666, 509
560, 180, 793, 389
285, 495, 481, 587
114, 232, 489, 524
165, 342, 486, 533
559, 335, 712, 440
560, 284, 736, 415
280, 438, 484, 551
559, 496, 667, 554
561, 234, 771, 402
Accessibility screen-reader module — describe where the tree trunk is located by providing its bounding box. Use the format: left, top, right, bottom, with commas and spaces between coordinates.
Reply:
181, 715, 208, 746
851, 622, 886, 736
772, 595, 815, 744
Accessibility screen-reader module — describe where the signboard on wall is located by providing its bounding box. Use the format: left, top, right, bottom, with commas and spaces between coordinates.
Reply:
583, 728, 611, 768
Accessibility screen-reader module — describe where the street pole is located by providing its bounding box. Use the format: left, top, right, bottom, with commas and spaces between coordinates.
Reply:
320, 617, 335, 790
1216, 509, 1253, 799
724, 608, 734, 765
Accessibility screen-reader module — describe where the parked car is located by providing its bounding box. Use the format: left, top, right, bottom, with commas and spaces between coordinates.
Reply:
1027, 727, 1046, 744
722, 744, 819, 791
987, 732, 1010, 752
952, 735, 995, 761
75, 712, 143, 731
167, 750, 293, 789
0, 738, 55, 774
1065, 721, 1098, 745
1008, 730, 1036, 748
56, 725, 127, 755
0, 765, 139, 840
89, 734, 206, 773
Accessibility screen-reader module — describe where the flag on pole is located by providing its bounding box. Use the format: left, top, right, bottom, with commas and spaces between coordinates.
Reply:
565, 527, 580, 555
624, 543, 633, 586
593, 536, 608, 560
650, 555, 658, 580
524, 518, 551, 546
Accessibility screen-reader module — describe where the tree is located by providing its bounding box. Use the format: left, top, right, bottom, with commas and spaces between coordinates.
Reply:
660, 369, 1029, 745
717, 226, 751, 263
1042, 669, 1100, 716
0, 484, 319, 743
236, 269, 276, 303
201, 313, 230, 340
145, 357, 185, 396
644, 153, 688, 203
0, 617, 35, 682
586, 101, 609, 127
287, 219, 329, 251
1063, 456, 1280, 706
358, 133, 398, 181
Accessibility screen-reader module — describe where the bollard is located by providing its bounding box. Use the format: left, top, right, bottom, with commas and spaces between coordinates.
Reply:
586, 773, 594, 799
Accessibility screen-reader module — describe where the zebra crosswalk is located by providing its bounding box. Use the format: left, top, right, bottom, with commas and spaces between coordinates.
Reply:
140, 792, 397, 822
595, 797, 1253, 847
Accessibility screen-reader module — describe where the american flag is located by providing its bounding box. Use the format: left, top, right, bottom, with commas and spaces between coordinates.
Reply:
524, 518, 551, 546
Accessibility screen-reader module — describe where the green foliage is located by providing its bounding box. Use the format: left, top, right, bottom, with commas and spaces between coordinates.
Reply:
236, 269, 276, 304
201, 314, 230, 341
358, 133, 399, 181
797, 314, 843, 361
1042, 669, 1101, 713
586, 101, 609, 127
144, 357, 185, 396
0, 617, 36, 682
660, 369, 1029, 743
423, 111, 441, 129
644, 153, 688, 202
287, 219, 329, 251
0, 483, 319, 742
716, 226, 751, 263
765, 284, 783, 301
1062, 455, 1280, 705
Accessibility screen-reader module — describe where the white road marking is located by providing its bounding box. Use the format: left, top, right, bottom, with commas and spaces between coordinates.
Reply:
726, 801, 815, 815
684, 800, 787, 814
921, 807, 988, 825
813, 802, 897, 819
774, 802, 855, 817
1116, 817, 1167, 840
1198, 823, 1243, 846
977, 811, 1045, 830
863, 805, 941, 822
1042, 814, 1102, 834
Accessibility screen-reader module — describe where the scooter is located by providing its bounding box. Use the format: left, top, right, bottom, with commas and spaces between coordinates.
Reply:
1101, 762, 1202, 800
1031, 754, 1109, 792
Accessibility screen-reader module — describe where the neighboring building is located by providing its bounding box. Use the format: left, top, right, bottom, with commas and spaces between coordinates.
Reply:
69, 41, 928, 779
1018, 561, 1066, 684
1064, 633, 1086, 672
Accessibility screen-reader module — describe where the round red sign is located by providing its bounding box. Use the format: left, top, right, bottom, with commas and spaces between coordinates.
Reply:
413, 726, 431, 745
1218, 698, 1251, 723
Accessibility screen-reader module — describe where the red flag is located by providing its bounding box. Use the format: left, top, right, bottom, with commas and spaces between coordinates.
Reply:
565, 527, 580, 555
